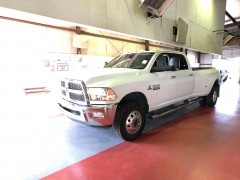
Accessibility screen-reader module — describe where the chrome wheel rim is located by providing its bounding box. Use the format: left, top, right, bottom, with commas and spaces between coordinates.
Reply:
213, 90, 217, 103
125, 111, 142, 134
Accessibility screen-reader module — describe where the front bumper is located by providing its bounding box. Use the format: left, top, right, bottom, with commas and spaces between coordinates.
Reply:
58, 98, 117, 126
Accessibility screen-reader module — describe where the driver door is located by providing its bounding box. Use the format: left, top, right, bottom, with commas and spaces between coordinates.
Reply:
149, 53, 177, 110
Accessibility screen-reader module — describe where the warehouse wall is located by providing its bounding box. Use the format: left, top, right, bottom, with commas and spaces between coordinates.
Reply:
0, 18, 75, 95
222, 48, 240, 59
0, 18, 148, 95
79, 28, 145, 56
221, 49, 240, 82
0, 0, 226, 54
212, 58, 240, 83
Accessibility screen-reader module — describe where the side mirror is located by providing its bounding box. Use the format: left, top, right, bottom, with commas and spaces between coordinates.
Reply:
104, 62, 108, 67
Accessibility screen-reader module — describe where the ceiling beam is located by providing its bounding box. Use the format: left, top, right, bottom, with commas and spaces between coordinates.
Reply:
0, 15, 176, 50
225, 21, 240, 29
76, 26, 81, 54
225, 11, 240, 30
225, 11, 237, 23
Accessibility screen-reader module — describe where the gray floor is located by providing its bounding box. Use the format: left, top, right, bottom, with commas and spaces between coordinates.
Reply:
0, 94, 123, 179
0, 82, 235, 180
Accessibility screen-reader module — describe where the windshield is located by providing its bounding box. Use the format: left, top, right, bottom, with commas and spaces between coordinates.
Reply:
105, 52, 154, 69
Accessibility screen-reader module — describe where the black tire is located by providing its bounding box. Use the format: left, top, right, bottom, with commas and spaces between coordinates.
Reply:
206, 85, 218, 107
199, 97, 206, 106
113, 103, 146, 141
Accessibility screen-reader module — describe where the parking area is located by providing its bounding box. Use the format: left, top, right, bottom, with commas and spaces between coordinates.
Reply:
0, 82, 239, 179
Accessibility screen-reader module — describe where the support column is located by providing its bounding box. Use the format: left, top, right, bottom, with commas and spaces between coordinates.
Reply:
76, 26, 81, 54
145, 40, 149, 51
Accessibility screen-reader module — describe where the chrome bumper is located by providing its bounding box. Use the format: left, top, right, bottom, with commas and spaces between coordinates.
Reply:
58, 98, 117, 126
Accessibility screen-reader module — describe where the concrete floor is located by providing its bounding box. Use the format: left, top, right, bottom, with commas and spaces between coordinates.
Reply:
0, 81, 239, 180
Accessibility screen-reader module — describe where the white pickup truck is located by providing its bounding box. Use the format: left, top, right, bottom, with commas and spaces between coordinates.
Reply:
59, 51, 220, 141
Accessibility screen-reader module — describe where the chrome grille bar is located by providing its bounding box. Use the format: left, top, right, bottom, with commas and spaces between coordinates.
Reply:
61, 90, 66, 96
61, 81, 65, 87
69, 92, 85, 101
60, 79, 89, 106
69, 82, 82, 90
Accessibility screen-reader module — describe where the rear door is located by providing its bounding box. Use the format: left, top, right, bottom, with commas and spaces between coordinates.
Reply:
168, 53, 194, 100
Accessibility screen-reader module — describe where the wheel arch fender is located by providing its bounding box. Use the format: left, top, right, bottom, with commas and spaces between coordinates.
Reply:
117, 92, 149, 113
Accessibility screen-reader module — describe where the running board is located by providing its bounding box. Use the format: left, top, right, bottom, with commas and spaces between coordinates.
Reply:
149, 98, 202, 120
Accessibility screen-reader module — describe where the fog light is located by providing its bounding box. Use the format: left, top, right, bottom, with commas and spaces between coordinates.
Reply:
92, 112, 104, 118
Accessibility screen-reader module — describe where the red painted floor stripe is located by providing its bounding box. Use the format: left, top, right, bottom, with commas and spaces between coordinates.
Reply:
47, 112, 64, 118
41, 105, 240, 180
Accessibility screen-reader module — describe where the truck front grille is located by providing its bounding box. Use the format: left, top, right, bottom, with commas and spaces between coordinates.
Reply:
61, 81, 65, 87
69, 92, 85, 101
69, 82, 82, 90
60, 79, 88, 104
61, 90, 66, 96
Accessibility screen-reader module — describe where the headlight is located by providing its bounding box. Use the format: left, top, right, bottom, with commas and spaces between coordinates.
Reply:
88, 88, 117, 101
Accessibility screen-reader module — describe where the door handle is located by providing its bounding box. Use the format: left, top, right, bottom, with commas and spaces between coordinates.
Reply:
171, 76, 176, 79
189, 74, 193, 76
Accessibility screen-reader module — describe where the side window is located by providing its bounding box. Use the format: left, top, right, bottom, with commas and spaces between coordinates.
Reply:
130, 53, 154, 69
179, 55, 188, 70
169, 54, 180, 70
151, 53, 188, 72
153, 54, 169, 67
168, 54, 188, 71
151, 54, 173, 72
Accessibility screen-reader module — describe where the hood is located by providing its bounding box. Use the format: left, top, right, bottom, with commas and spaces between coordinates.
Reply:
63, 68, 142, 87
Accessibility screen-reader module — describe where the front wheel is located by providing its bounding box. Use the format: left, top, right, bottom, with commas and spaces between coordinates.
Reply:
113, 103, 146, 141
206, 85, 218, 107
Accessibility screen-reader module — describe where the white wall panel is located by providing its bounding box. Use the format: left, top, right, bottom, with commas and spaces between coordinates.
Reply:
176, 0, 186, 18
0, 0, 108, 29
211, 0, 226, 32
191, 23, 203, 50
195, 2, 206, 27
0, 0, 227, 54
163, 0, 176, 20
160, 16, 175, 43
186, 0, 197, 22
204, 3, 213, 30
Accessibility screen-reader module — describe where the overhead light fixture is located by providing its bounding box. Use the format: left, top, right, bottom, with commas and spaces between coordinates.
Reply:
139, 0, 175, 17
